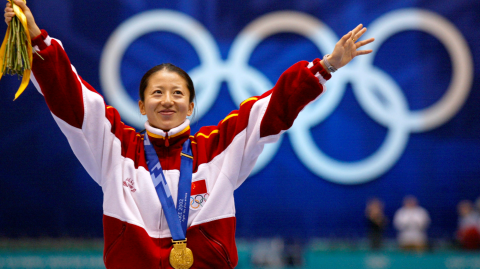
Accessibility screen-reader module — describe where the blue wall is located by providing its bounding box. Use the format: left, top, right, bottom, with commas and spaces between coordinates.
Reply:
0, 0, 479, 240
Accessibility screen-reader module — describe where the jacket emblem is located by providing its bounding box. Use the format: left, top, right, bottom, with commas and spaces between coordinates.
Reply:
190, 179, 208, 210
123, 178, 137, 192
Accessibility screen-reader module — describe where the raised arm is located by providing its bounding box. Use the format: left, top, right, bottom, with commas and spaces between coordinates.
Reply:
4, 1, 139, 186
261, 24, 374, 136
191, 25, 374, 187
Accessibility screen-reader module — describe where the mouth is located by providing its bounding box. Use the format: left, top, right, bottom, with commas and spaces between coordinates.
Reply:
159, 110, 175, 115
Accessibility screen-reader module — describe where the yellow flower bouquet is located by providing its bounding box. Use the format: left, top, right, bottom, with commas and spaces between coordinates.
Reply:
0, 0, 40, 100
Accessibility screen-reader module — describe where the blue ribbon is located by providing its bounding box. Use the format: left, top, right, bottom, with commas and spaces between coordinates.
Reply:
144, 135, 193, 241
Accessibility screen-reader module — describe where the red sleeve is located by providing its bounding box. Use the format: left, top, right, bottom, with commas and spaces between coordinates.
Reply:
260, 60, 326, 137
31, 30, 88, 129
191, 59, 328, 170
30, 30, 142, 185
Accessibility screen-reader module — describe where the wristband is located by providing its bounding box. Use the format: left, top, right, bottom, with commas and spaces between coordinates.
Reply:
311, 58, 332, 81
323, 54, 338, 73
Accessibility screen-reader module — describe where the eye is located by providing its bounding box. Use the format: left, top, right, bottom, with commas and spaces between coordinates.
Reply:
152, 89, 162, 95
174, 90, 183, 95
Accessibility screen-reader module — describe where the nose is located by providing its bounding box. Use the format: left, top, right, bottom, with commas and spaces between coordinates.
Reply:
161, 92, 174, 107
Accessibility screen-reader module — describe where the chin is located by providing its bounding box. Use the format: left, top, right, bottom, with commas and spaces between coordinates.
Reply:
157, 123, 176, 132
151, 118, 184, 131
148, 121, 168, 131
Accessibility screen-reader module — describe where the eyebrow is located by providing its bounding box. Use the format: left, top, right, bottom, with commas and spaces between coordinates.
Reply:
151, 85, 183, 89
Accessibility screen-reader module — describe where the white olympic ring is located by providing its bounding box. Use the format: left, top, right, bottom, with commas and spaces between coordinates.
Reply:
100, 9, 473, 184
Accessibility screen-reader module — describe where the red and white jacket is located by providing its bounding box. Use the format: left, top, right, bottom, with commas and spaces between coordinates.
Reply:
30, 30, 330, 268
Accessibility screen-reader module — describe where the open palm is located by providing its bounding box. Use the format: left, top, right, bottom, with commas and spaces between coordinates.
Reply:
328, 24, 375, 69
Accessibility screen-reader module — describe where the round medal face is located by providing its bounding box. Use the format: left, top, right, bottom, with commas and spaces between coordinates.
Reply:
169, 242, 194, 269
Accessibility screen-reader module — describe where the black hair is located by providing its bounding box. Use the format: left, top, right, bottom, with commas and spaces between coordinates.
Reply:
139, 63, 195, 103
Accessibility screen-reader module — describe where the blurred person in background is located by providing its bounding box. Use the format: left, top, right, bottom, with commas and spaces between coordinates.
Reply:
283, 237, 304, 267
365, 198, 388, 250
250, 238, 285, 268
475, 197, 480, 214
456, 200, 480, 250
393, 195, 430, 252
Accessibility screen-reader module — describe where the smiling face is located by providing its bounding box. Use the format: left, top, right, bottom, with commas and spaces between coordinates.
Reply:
138, 70, 194, 131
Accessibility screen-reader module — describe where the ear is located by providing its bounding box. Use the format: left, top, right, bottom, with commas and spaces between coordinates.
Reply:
187, 101, 194, 116
139, 100, 146, 115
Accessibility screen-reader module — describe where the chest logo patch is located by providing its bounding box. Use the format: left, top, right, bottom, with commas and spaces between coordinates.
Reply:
190, 179, 209, 210
123, 178, 137, 192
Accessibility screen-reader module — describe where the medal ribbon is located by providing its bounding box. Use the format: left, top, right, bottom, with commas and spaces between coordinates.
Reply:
0, 0, 33, 100
144, 135, 193, 241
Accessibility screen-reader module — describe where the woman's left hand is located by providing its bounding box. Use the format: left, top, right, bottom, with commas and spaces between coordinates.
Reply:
326, 24, 375, 70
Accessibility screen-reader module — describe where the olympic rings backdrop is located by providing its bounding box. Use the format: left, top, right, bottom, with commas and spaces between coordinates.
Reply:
0, 0, 479, 240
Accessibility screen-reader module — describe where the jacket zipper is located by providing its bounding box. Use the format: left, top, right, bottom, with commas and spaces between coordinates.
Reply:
104, 224, 126, 264
199, 227, 233, 268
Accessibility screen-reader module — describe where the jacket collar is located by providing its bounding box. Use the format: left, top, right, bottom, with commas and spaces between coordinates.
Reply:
144, 119, 191, 148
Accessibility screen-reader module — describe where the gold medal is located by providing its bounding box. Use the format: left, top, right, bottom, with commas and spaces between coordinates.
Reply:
169, 239, 194, 269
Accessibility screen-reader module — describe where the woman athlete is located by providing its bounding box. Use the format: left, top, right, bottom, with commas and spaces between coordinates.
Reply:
5, 1, 374, 268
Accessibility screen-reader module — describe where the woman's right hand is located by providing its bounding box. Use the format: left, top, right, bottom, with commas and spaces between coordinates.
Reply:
4, 0, 41, 39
